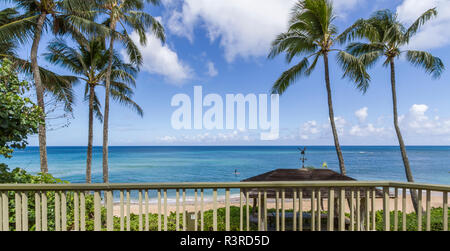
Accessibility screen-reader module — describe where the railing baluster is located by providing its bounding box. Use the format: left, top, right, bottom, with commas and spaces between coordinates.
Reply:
402, 188, 407, 231
138, 190, 143, 231
426, 190, 431, 231
239, 190, 243, 231
21, 192, 28, 231
0, 191, 2, 231
55, 191, 60, 231
176, 189, 179, 231
418, 189, 422, 231
246, 190, 249, 231
182, 189, 186, 231
194, 189, 198, 231
106, 190, 113, 231
328, 188, 334, 231
394, 188, 398, 231
145, 190, 149, 231
383, 187, 390, 231
339, 189, 345, 231
61, 191, 66, 231
275, 190, 279, 231
365, 189, 370, 231
201, 189, 204, 231
15, 192, 21, 231
126, 190, 131, 231
35, 192, 41, 231
73, 191, 79, 231
213, 188, 217, 231
42, 192, 47, 231
371, 189, 376, 231
350, 190, 354, 231
311, 189, 315, 231
94, 191, 101, 231
299, 189, 303, 231
317, 190, 321, 231
157, 189, 161, 231
2, 192, 7, 231
163, 189, 168, 231
80, 192, 85, 231
293, 189, 297, 231
356, 190, 360, 231
281, 189, 285, 231
264, 189, 267, 231
73, 191, 80, 231
120, 190, 124, 231
226, 188, 230, 231
257, 191, 261, 231
444, 191, 448, 232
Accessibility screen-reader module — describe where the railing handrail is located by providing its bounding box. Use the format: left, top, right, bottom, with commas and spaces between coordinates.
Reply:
0, 180, 449, 191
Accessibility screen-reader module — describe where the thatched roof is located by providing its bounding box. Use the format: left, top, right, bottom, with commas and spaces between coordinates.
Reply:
241, 169, 383, 198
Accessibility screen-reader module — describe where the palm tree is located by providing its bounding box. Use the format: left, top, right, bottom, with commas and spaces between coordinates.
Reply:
45, 37, 143, 183
0, 0, 107, 173
96, 0, 165, 183
344, 9, 444, 212
0, 7, 79, 143
268, 0, 369, 175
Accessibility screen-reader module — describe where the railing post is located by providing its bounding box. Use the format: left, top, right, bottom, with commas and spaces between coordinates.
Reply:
94, 191, 101, 231
226, 188, 230, 231
21, 192, 28, 231
35, 192, 41, 231
55, 191, 60, 231
106, 190, 113, 231
213, 188, 217, 231
444, 191, 448, 232
328, 188, 334, 231
1, 192, 7, 231
417, 189, 422, 231
339, 188, 345, 231
383, 187, 390, 231
15, 192, 21, 231
42, 192, 47, 231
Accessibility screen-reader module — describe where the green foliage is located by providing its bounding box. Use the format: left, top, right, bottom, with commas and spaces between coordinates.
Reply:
374, 208, 450, 231
0, 59, 43, 158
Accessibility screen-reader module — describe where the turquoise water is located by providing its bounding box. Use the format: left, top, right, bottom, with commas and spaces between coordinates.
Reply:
3, 146, 450, 185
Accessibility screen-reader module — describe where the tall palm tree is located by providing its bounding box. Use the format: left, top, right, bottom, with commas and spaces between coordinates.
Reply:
96, 0, 165, 183
268, 0, 369, 175
344, 9, 444, 212
0, 0, 107, 173
0, 7, 79, 140
45, 37, 143, 183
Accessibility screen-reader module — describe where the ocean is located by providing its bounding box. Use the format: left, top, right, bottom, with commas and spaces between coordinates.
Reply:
3, 146, 450, 185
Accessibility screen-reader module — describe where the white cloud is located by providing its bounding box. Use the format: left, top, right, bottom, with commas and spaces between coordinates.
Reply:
400, 104, 450, 136
350, 124, 386, 137
206, 61, 218, 77
397, 0, 450, 50
355, 107, 369, 123
125, 31, 193, 85
164, 0, 365, 62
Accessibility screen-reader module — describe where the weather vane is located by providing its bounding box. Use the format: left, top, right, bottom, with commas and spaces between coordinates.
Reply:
297, 147, 307, 169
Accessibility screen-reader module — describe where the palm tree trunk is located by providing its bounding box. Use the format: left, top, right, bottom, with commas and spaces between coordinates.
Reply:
102, 21, 116, 183
323, 52, 346, 175
86, 84, 95, 183
31, 13, 48, 174
389, 58, 420, 213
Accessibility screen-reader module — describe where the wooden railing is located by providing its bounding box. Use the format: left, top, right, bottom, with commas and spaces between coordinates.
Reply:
0, 181, 448, 231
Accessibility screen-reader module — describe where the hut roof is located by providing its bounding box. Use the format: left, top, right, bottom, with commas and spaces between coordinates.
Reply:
241, 168, 355, 182
241, 168, 383, 198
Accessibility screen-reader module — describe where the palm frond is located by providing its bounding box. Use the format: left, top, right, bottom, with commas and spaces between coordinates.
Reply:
404, 8, 437, 42
406, 50, 444, 79
337, 51, 371, 93
271, 57, 310, 95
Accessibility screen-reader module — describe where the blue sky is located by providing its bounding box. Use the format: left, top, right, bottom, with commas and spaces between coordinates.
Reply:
6, 0, 450, 146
